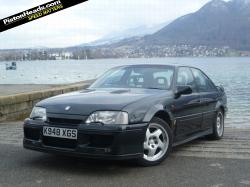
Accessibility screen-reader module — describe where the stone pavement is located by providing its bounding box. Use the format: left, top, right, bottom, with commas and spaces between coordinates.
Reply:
0, 84, 62, 96
1, 121, 250, 160
0, 122, 250, 187
0, 80, 93, 96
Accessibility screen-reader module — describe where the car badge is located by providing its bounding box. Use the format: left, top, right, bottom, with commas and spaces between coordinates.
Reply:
65, 106, 71, 111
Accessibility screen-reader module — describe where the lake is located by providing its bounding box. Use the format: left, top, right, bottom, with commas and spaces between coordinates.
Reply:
0, 57, 250, 128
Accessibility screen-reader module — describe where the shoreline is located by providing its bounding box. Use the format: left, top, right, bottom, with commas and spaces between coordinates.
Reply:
1, 56, 250, 63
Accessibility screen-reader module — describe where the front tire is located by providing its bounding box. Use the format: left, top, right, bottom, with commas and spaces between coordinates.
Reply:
208, 110, 224, 140
137, 117, 173, 166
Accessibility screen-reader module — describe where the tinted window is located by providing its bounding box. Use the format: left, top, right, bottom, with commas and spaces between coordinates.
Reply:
153, 71, 173, 89
90, 66, 174, 90
191, 68, 216, 92
176, 67, 197, 92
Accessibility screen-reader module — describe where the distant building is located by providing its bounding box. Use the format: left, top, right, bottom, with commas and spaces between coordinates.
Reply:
62, 52, 73, 59
49, 52, 73, 60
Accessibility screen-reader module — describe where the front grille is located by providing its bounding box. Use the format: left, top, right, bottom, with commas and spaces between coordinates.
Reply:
77, 133, 114, 148
89, 135, 114, 148
47, 117, 82, 125
43, 137, 77, 149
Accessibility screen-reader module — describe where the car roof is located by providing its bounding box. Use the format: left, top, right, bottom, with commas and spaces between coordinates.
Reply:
114, 64, 199, 70
114, 64, 174, 69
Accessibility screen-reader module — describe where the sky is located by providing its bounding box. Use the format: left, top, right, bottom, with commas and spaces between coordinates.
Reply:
0, 0, 213, 49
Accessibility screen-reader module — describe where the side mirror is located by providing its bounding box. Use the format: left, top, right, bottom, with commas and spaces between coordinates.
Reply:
83, 83, 91, 89
174, 85, 192, 98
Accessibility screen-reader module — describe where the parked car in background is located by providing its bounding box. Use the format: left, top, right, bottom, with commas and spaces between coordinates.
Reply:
23, 64, 227, 166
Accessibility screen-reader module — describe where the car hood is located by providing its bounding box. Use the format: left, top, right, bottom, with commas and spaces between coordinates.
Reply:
37, 88, 166, 115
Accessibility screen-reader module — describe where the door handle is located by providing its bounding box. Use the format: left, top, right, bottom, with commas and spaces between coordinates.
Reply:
184, 99, 201, 107
200, 98, 210, 105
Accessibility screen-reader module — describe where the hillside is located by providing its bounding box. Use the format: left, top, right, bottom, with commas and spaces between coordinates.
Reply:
114, 0, 250, 51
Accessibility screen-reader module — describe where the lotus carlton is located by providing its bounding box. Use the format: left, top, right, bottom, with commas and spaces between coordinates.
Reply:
23, 64, 227, 166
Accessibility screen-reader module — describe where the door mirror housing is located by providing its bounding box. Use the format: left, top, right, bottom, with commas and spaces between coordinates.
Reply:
175, 86, 192, 98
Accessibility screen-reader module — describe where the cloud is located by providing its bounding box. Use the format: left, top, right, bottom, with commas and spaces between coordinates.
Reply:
0, 0, 211, 49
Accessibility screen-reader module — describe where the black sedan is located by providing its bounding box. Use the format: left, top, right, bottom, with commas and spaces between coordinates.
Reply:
23, 64, 227, 166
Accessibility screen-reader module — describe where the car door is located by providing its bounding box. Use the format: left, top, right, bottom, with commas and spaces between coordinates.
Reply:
172, 67, 203, 140
191, 68, 218, 131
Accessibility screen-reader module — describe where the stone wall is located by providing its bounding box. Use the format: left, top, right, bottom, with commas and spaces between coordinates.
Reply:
0, 82, 90, 122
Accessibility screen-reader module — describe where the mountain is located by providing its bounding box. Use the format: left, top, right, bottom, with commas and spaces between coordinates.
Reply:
112, 0, 250, 51
78, 22, 169, 47
2, 0, 250, 60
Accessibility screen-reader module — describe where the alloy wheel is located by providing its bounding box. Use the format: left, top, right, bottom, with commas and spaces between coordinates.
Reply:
143, 123, 169, 162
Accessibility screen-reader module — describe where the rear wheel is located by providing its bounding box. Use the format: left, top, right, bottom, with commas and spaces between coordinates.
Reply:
208, 110, 224, 140
137, 117, 173, 166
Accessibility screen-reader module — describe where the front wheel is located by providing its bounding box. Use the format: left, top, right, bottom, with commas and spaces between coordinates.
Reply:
137, 117, 173, 166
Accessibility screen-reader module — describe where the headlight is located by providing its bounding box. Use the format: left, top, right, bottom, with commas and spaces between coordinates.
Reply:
30, 107, 47, 121
86, 111, 128, 125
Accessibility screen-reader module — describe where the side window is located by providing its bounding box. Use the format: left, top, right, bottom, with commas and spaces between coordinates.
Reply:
176, 67, 196, 92
191, 68, 216, 92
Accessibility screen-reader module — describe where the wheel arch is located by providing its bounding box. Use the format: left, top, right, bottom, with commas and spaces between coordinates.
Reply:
143, 104, 174, 129
219, 106, 225, 114
154, 111, 174, 129
215, 101, 226, 115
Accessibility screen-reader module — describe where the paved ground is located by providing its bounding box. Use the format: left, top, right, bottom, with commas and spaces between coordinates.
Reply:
0, 81, 93, 96
0, 84, 64, 96
0, 122, 250, 187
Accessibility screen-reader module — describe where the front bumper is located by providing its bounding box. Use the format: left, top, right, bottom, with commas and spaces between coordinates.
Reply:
23, 119, 148, 160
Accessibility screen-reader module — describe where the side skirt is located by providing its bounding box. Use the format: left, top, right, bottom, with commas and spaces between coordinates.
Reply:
172, 129, 213, 147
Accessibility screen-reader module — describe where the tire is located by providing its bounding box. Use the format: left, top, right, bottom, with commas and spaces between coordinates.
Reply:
208, 110, 224, 140
137, 117, 173, 166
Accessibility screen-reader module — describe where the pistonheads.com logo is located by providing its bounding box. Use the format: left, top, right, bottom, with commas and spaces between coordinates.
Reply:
3, 0, 63, 25
0, 0, 88, 32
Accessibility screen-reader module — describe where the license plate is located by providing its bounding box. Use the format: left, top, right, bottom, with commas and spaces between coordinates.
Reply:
43, 126, 77, 140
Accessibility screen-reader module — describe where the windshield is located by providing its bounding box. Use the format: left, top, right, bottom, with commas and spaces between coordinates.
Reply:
90, 66, 174, 90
